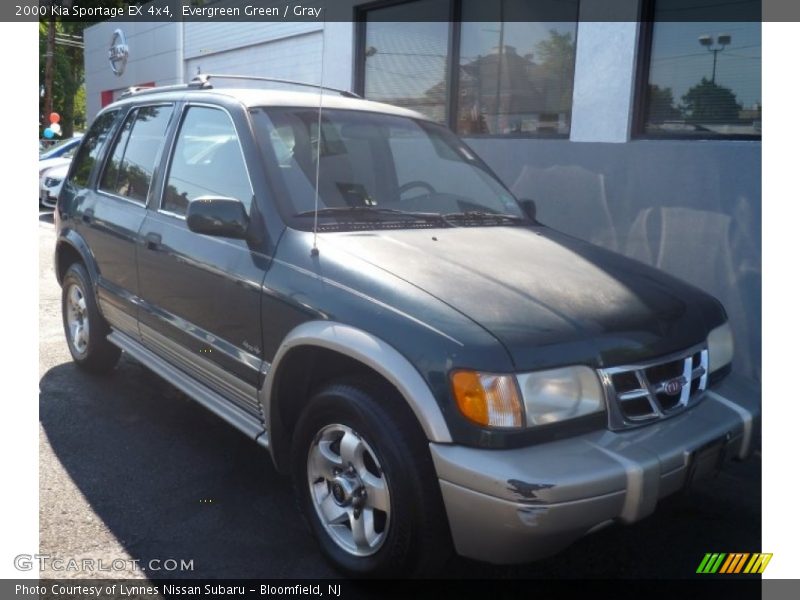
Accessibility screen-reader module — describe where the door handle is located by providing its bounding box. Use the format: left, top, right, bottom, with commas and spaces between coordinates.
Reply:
143, 232, 162, 251
81, 209, 94, 224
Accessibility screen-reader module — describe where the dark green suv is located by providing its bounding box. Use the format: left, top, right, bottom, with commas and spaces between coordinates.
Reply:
55, 77, 759, 577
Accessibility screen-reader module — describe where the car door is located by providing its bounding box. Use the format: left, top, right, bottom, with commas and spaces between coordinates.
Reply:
79, 104, 175, 339
136, 103, 266, 419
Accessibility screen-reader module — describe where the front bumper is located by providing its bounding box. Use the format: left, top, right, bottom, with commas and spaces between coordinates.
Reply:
430, 375, 760, 564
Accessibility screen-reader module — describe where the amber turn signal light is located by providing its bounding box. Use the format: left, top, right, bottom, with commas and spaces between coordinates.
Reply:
451, 370, 523, 428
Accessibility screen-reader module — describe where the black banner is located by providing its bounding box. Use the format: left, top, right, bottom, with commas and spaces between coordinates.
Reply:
1, 578, 766, 600
1, 0, 783, 24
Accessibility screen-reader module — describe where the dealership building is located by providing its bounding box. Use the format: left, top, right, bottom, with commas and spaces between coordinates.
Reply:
83, 0, 761, 389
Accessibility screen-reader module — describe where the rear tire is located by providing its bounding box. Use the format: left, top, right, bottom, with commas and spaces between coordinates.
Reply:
290, 377, 452, 577
61, 262, 121, 374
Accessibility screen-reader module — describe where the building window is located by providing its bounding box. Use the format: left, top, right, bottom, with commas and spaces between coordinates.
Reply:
639, 1, 761, 138
362, 0, 450, 124
357, 0, 579, 137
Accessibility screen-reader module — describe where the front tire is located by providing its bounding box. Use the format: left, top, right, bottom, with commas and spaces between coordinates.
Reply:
291, 378, 451, 577
61, 262, 121, 373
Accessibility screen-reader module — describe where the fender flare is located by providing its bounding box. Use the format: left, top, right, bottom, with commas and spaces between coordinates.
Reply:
55, 229, 100, 287
260, 321, 453, 459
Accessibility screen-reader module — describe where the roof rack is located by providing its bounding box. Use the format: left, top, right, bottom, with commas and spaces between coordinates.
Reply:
119, 78, 211, 99
190, 73, 362, 98
117, 74, 362, 101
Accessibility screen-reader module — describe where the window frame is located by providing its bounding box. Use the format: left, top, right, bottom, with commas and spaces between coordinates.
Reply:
353, 0, 577, 139
157, 102, 256, 221
95, 103, 176, 206
632, 0, 761, 141
65, 108, 122, 190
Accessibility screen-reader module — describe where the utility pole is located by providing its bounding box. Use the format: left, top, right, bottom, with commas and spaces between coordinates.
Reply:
43, 5, 56, 131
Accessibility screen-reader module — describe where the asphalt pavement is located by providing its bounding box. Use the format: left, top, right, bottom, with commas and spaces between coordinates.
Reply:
38, 212, 761, 579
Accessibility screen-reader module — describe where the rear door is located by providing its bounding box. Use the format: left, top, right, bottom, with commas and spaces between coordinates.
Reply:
136, 103, 266, 420
78, 104, 175, 338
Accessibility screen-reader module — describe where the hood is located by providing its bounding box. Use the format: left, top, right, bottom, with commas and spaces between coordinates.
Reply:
323, 226, 724, 370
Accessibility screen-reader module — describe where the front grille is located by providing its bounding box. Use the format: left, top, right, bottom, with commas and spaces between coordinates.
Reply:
599, 346, 709, 430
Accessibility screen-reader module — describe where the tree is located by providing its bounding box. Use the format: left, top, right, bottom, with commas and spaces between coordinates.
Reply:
39, 1, 144, 138
534, 30, 576, 109
647, 84, 681, 124
681, 77, 742, 125
39, 20, 84, 137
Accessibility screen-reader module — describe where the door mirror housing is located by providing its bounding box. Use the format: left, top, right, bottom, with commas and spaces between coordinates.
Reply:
519, 198, 537, 222
186, 196, 249, 239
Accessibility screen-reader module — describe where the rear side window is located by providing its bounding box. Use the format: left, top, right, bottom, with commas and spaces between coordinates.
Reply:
99, 105, 173, 203
162, 106, 253, 217
69, 110, 119, 188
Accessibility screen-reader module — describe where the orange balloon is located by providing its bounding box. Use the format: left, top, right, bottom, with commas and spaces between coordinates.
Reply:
49, 112, 60, 124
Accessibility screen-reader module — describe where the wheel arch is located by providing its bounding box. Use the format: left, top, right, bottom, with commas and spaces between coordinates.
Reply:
55, 231, 99, 287
260, 321, 452, 473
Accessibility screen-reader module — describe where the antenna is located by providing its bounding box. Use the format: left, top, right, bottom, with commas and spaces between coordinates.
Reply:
311, 8, 326, 257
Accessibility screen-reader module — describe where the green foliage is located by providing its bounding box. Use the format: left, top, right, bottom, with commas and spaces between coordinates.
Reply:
39, 19, 84, 137
647, 85, 682, 124
534, 30, 576, 109
38, 2, 145, 137
535, 30, 575, 73
73, 85, 87, 130
681, 77, 742, 124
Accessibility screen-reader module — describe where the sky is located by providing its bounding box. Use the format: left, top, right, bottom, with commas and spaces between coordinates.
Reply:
649, 22, 761, 109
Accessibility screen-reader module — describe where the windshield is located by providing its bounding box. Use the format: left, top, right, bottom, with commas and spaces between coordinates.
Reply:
253, 108, 527, 229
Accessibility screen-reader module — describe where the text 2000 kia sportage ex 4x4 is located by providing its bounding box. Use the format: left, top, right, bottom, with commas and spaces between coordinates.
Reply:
55, 77, 759, 577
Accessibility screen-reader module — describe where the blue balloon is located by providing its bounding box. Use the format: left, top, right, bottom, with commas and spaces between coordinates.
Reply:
43, 128, 54, 139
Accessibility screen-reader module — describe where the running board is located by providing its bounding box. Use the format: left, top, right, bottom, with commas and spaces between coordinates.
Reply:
108, 331, 268, 446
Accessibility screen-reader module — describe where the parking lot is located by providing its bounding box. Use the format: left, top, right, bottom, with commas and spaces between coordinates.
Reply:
38, 212, 761, 579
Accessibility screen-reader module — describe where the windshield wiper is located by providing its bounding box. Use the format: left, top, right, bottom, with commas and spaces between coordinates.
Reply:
443, 210, 528, 223
293, 206, 448, 223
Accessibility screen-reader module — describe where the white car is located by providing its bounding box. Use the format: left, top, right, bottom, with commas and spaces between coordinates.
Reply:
40, 163, 69, 208
39, 145, 77, 208
39, 155, 72, 178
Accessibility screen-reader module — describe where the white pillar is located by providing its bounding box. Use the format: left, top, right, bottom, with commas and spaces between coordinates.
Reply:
570, 20, 640, 143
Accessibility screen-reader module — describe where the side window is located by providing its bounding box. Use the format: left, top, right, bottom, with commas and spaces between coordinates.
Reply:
69, 110, 119, 188
162, 106, 253, 217
99, 105, 173, 203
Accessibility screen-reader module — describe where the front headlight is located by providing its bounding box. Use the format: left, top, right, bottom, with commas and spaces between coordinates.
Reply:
451, 366, 605, 429
707, 321, 734, 373
516, 366, 605, 426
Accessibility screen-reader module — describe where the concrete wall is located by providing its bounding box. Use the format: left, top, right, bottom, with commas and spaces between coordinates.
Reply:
182, 18, 354, 90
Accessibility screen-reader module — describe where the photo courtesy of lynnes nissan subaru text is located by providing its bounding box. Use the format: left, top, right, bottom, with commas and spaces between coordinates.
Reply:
54, 75, 759, 577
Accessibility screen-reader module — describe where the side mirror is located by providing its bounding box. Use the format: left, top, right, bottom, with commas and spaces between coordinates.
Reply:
519, 198, 537, 222
186, 196, 249, 239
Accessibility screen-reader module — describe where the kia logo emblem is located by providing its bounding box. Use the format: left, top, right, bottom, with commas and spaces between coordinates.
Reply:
663, 377, 687, 396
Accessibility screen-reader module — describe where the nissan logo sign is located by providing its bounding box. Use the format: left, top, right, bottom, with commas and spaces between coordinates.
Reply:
663, 376, 687, 396
108, 29, 129, 77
